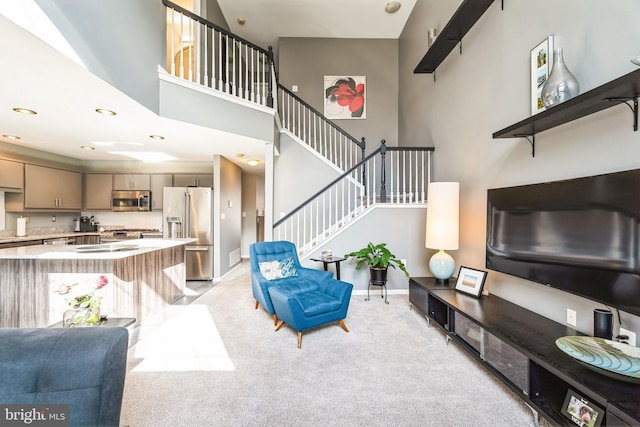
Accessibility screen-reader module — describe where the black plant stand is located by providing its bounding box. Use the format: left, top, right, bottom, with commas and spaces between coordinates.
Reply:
366, 267, 389, 304
366, 280, 389, 304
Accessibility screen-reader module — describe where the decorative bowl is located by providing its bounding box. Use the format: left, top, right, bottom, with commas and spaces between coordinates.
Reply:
555, 336, 640, 383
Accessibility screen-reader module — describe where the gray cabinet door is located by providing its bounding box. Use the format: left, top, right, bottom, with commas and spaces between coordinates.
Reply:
150, 174, 172, 210
24, 164, 81, 210
0, 159, 23, 191
113, 174, 150, 190
173, 174, 213, 187
85, 174, 113, 210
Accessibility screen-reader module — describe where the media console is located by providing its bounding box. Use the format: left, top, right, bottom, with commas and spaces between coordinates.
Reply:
409, 277, 639, 426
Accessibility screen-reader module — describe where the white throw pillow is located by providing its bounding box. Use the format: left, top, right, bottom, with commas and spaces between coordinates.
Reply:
258, 260, 282, 280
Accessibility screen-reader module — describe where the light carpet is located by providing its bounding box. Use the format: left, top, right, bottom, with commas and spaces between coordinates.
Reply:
120, 262, 542, 426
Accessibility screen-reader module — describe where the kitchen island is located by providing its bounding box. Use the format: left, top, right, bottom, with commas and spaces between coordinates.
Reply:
0, 239, 193, 328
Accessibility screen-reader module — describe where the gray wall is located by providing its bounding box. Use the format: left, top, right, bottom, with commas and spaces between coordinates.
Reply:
35, 0, 165, 113
399, 0, 640, 335
273, 132, 343, 216
240, 172, 265, 258
278, 38, 399, 153
214, 155, 242, 277
300, 206, 430, 292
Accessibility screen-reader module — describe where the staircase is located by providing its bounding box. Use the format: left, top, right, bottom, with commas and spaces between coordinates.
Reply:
163, 1, 434, 257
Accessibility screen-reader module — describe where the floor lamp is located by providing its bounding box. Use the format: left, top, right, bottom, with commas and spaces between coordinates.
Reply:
425, 182, 459, 284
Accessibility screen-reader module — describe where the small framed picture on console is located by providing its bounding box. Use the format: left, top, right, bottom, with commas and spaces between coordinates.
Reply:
454, 266, 487, 298
561, 389, 603, 427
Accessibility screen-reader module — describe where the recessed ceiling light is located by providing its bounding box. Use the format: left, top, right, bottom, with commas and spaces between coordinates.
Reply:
246, 159, 261, 166
385, 1, 401, 13
95, 108, 116, 116
237, 17, 246, 25
149, 134, 165, 140
81, 145, 95, 150
13, 107, 37, 115
2, 134, 21, 140
236, 153, 245, 158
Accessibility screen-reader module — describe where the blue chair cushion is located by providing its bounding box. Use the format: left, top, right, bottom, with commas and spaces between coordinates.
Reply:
271, 277, 318, 294
295, 291, 342, 316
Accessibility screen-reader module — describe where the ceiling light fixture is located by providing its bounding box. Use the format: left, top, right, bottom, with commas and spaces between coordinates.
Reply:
237, 17, 246, 25
245, 159, 261, 166
236, 153, 245, 158
95, 108, 116, 116
81, 145, 95, 150
2, 134, 21, 140
149, 134, 165, 140
385, 1, 401, 13
13, 108, 37, 115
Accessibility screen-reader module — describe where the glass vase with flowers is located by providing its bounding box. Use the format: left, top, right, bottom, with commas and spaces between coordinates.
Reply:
55, 275, 109, 327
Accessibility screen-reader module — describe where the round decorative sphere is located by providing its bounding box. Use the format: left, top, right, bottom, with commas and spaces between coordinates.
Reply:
429, 250, 455, 280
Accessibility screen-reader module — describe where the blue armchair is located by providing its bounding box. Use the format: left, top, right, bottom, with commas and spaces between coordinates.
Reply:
269, 276, 353, 348
250, 241, 332, 325
0, 327, 128, 427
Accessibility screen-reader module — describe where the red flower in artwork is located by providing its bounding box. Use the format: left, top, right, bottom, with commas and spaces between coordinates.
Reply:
325, 77, 365, 117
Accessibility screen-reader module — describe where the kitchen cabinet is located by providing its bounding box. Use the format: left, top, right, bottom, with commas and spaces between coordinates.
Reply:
113, 174, 150, 190
6, 164, 82, 211
84, 173, 113, 210
150, 174, 172, 210
0, 159, 24, 192
172, 174, 213, 188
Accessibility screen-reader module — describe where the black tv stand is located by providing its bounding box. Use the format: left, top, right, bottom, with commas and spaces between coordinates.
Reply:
409, 277, 639, 426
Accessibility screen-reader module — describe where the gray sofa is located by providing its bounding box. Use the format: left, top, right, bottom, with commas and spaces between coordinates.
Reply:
0, 327, 129, 426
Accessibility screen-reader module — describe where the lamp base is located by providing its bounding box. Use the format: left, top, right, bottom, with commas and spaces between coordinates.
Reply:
429, 249, 455, 282
434, 277, 450, 286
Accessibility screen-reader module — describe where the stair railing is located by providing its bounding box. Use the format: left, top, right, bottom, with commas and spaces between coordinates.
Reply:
274, 143, 434, 255
278, 84, 365, 172
163, 0, 275, 107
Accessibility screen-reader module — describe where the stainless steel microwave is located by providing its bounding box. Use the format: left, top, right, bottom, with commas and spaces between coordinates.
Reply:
111, 190, 151, 212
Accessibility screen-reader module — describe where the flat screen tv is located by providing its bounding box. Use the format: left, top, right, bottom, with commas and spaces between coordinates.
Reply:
486, 168, 640, 318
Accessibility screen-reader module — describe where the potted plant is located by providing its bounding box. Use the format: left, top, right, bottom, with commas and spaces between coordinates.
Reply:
344, 242, 409, 285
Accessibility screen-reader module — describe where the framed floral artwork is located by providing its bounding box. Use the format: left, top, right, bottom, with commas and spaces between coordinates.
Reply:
530, 36, 553, 115
324, 76, 366, 119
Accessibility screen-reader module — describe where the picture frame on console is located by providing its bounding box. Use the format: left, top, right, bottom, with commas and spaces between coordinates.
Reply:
561, 389, 603, 427
454, 266, 487, 298
530, 36, 554, 115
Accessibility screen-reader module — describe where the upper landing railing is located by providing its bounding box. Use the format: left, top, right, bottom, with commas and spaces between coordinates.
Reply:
163, 0, 365, 173
163, 0, 275, 107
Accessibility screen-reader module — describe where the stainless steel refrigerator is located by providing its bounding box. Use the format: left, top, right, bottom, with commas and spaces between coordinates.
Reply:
163, 187, 214, 280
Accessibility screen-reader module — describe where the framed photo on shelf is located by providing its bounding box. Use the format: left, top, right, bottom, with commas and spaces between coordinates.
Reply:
561, 389, 603, 427
454, 266, 487, 298
530, 36, 554, 115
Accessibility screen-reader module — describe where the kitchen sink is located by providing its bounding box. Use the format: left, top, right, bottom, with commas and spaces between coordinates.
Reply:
74, 243, 139, 253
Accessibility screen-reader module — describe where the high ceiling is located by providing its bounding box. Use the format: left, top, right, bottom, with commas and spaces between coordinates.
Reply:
0, 1, 415, 171
217, 0, 416, 50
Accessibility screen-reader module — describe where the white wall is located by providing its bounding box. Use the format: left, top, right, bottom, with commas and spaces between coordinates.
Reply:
399, 0, 640, 335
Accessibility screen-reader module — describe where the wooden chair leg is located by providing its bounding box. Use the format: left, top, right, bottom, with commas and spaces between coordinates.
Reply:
338, 320, 349, 333
254, 300, 259, 309
273, 314, 278, 326
297, 332, 303, 349
275, 320, 285, 331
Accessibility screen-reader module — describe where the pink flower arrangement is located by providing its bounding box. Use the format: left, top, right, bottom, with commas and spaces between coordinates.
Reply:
55, 275, 109, 310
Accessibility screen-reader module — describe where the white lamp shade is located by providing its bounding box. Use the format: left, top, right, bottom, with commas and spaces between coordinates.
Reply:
425, 182, 459, 250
